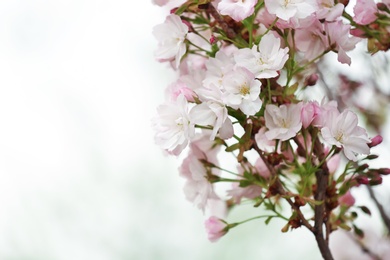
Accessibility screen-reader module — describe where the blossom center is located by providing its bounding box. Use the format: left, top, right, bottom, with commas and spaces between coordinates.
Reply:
239, 84, 250, 95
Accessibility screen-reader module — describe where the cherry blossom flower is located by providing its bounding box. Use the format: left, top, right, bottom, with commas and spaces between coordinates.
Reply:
264, 0, 318, 21
321, 110, 370, 161
153, 94, 194, 155
338, 191, 355, 207
179, 136, 221, 211
217, 0, 258, 22
255, 127, 276, 152
294, 21, 327, 61
189, 101, 234, 140
234, 33, 289, 79
264, 103, 303, 141
325, 20, 360, 65
301, 101, 320, 128
227, 163, 263, 204
153, 14, 188, 68
204, 216, 228, 242
315, 1, 344, 22
353, 0, 378, 25
222, 66, 262, 116
203, 50, 236, 89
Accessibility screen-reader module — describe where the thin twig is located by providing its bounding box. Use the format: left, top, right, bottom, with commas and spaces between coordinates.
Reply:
367, 185, 390, 236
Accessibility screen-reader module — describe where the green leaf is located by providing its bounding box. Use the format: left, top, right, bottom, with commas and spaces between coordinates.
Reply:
353, 224, 365, 238
359, 206, 371, 216
239, 180, 252, 188
285, 82, 299, 95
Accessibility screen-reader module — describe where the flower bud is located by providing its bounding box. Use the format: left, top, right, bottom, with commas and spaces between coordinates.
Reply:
356, 176, 369, 185
369, 176, 383, 186
338, 191, 355, 207
350, 28, 367, 38
378, 168, 390, 175
368, 135, 383, 148
377, 3, 390, 12
305, 74, 319, 87
210, 35, 217, 44
204, 216, 228, 242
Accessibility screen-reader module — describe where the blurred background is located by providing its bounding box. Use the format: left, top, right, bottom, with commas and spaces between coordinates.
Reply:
0, 1, 388, 259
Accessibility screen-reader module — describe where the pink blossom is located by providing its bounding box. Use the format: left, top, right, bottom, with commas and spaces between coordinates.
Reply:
204, 216, 227, 242
312, 99, 338, 127
234, 33, 289, 79
203, 50, 236, 89
301, 101, 320, 128
316, 1, 344, 22
255, 127, 276, 152
179, 136, 221, 211
228, 183, 263, 204
222, 66, 262, 116
152, 0, 169, 6
264, 103, 303, 141
217, 0, 258, 22
353, 0, 378, 25
369, 135, 383, 148
325, 21, 360, 65
189, 101, 234, 140
294, 21, 327, 61
153, 94, 194, 155
153, 14, 188, 68
321, 110, 370, 161
255, 157, 271, 178
338, 191, 355, 207
265, 0, 318, 21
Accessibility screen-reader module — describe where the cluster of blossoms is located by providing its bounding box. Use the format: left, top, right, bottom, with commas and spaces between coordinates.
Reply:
151, 0, 390, 259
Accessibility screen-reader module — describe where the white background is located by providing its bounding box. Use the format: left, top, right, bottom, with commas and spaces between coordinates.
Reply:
0, 1, 388, 259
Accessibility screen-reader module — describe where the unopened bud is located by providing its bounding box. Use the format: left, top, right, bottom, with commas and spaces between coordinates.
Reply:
369, 176, 383, 186
350, 28, 367, 38
378, 168, 390, 175
305, 74, 319, 86
368, 135, 383, 148
356, 176, 369, 185
210, 35, 217, 44
377, 3, 390, 12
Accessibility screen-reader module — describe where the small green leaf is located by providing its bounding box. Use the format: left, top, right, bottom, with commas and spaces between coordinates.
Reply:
285, 82, 299, 95
359, 206, 371, 216
239, 180, 252, 188
353, 224, 365, 238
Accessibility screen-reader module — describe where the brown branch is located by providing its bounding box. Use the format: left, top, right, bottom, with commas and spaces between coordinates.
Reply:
347, 232, 382, 260
252, 143, 314, 233
367, 185, 390, 236
312, 136, 334, 260
205, 3, 237, 39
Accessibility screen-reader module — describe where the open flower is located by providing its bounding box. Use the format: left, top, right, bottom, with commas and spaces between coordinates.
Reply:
153, 14, 188, 68
265, 103, 303, 141
222, 66, 262, 116
234, 33, 289, 79
321, 110, 370, 161
153, 94, 194, 155
264, 0, 318, 21
217, 0, 258, 22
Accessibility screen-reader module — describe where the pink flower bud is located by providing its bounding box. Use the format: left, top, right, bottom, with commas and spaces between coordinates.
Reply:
356, 176, 369, 185
204, 216, 227, 242
305, 74, 319, 86
350, 28, 367, 38
378, 168, 390, 175
338, 191, 355, 207
210, 35, 217, 44
368, 135, 383, 148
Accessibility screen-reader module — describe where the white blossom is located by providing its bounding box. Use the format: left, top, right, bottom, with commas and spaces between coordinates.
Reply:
153, 14, 188, 68
234, 33, 289, 79
321, 110, 370, 161
222, 66, 262, 116
265, 103, 303, 141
